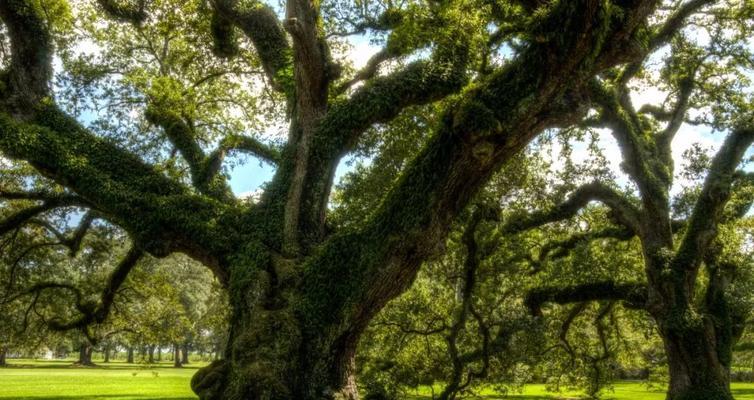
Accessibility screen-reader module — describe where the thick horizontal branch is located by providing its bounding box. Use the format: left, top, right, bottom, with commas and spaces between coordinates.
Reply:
96, 0, 147, 25
525, 281, 648, 317
0, 190, 83, 202
500, 182, 641, 235
0, 106, 235, 275
540, 226, 634, 261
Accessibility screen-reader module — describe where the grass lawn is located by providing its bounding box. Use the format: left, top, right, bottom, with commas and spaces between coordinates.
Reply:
407, 382, 754, 399
0, 359, 202, 399
3, 360, 754, 399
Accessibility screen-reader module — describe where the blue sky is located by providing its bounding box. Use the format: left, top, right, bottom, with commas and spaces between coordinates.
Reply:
58, 21, 751, 203
226, 35, 382, 198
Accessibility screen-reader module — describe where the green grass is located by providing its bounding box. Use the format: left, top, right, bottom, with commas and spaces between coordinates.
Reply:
3, 360, 754, 399
407, 382, 754, 399
0, 359, 202, 399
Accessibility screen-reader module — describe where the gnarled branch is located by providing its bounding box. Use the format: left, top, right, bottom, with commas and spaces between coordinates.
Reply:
0, 195, 85, 237
48, 246, 144, 331
96, 0, 148, 25
525, 281, 648, 317
673, 127, 754, 271
500, 182, 641, 235
210, 0, 293, 93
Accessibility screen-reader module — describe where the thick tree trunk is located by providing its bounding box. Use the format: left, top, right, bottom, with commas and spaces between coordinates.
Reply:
659, 323, 732, 400
127, 346, 134, 363
103, 343, 111, 363
650, 267, 739, 400
77, 343, 94, 366
191, 301, 358, 400
0, 346, 7, 367
148, 345, 155, 364
181, 342, 190, 365
173, 344, 182, 368
157, 346, 162, 362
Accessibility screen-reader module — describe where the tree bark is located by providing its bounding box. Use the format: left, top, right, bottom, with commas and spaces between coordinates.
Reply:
0, 346, 7, 367
77, 343, 94, 366
181, 342, 190, 365
173, 344, 183, 368
148, 345, 155, 364
649, 260, 742, 400
191, 288, 359, 400
157, 346, 162, 362
103, 343, 111, 363
127, 346, 134, 363
659, 322, 733, 400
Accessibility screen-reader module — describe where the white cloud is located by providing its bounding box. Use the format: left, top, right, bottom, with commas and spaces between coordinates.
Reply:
238, 188, 264, 203
347, 38, 382, 70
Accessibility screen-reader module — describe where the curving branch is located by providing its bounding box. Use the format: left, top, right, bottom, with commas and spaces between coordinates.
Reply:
558, 302, 588, 366
28, 212, 97, 257
617, 0, 714, 85
439, 209, 486, 400
524, 225, 635, 274
96, 0, 148, 25
0, 196, 85, 237
500, 182, 642, 235
319, 59, 468, 155
144, 108, 234, 200
210, 0, 293, 93
541, 226, 634, 261
649, 0, 714, 50
207, 134, 281, 171
589, 81, 655, 185
672, 127, 754, 271
0, 106, 234, 275
47, 246, 144, 331
525, 281, 648, 317
335, 48, 400, 95
270, 55, 470, 249
657, 76, 696, 150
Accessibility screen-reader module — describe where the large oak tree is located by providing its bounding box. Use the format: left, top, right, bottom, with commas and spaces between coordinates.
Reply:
0, 0, 728, 398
